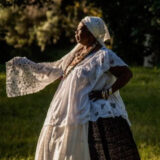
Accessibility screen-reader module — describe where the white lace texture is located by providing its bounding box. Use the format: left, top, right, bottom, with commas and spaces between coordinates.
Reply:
6, 57, 62, 97
5, 44, 81, 97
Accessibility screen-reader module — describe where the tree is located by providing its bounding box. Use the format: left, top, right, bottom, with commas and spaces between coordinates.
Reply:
88, 0, 160, 65
0, 0, 102, 51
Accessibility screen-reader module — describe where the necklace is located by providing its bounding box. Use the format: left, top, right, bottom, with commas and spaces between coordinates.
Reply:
62, 42, 98, 79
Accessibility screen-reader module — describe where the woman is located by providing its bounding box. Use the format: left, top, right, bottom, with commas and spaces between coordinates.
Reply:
6, 16, 140, 160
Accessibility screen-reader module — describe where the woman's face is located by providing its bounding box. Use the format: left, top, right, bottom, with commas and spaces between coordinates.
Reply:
75, 22, 96, 46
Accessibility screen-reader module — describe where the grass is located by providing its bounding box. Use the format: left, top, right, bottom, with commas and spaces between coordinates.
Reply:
0, 66, 160, 160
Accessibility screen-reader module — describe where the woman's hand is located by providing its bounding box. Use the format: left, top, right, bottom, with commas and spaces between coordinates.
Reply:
89, 67, 133, 102
89, 90, 103, 101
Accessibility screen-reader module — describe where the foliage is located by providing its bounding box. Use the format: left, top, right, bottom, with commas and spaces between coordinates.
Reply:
88, 0, 160, 65
0, 2, 61, 51
0, 0, 102, 51
61, 1, 102, 42
0, 0, 159, 65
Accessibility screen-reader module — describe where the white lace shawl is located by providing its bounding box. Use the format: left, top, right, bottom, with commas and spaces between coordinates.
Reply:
6, 44, 81, 97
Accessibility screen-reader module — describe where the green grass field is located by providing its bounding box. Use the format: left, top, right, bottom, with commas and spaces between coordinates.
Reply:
0, 67, 160, 160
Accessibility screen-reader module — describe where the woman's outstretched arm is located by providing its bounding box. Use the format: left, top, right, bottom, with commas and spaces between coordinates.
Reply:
108, 66, 133, 93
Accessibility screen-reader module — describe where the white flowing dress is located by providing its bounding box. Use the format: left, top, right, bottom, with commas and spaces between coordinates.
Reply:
6, 46, 131, 160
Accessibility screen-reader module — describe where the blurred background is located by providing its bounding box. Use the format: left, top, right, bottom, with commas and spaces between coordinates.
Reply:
0, 0, 160, 66
0, 0, 160, 160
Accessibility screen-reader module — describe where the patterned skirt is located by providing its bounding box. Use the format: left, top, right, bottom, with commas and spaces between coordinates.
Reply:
88, 116, 141, 160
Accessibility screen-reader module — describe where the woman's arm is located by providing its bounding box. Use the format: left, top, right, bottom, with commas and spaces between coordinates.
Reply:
89, 66, 133, 101
109, 66, 133, 93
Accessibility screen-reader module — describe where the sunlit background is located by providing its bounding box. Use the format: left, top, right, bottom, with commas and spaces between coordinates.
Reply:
0, 0, 160, 159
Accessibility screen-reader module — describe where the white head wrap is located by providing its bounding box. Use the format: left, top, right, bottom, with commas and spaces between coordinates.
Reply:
81, 16, 110, 47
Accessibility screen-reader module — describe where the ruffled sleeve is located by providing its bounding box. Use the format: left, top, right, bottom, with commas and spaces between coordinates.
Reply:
5, 44, 81, 98
6, 57, 64, 97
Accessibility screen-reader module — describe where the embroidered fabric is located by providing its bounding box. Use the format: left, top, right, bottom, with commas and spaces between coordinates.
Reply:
6, 44, 81, 97
6, 57, 62, 97
89, 49, 131, 126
